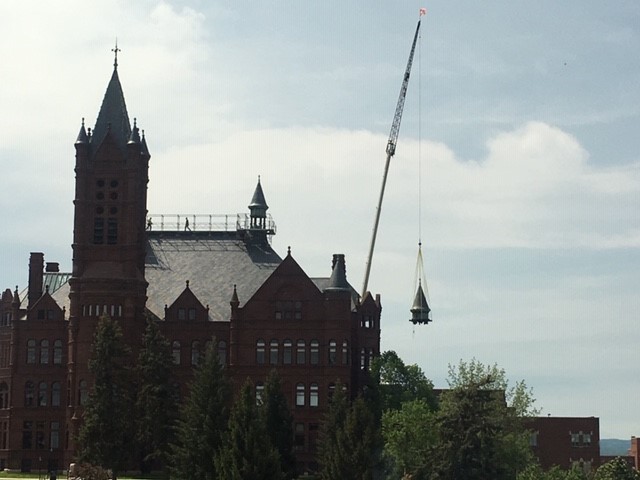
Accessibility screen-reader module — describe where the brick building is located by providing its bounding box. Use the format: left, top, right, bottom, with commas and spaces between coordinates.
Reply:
526, 416, 601, 473
0, 60, 381, 474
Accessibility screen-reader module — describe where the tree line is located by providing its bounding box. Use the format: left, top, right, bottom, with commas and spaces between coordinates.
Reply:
76, 316, 638, 480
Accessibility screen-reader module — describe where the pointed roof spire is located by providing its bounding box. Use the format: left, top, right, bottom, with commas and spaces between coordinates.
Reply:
249, 175, 269, 213
12, 286, 20, 307
324, 254, 350, 292
230, 284, 239, 308
128, 118, 141, 144
75, 118, 88, 144
141, 129, 150, 157
92, 45, 131, 155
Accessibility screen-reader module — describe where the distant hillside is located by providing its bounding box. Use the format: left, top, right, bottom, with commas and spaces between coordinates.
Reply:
601, 438, 630, 456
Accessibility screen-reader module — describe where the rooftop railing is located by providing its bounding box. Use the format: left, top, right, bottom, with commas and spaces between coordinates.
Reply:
146, 214, 276, 234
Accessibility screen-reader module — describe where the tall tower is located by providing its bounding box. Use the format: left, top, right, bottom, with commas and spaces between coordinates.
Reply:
66, 49, 150, 456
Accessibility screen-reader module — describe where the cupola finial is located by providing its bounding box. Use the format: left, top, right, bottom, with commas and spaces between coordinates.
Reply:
112, 38, 121, 69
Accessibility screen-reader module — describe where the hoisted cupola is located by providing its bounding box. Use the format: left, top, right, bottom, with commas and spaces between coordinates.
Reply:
249, 176, 268, 230
410, 279, 431, 325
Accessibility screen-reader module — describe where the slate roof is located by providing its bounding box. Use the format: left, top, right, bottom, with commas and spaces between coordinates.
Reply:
145, 231, 282, 321
91, 67, 131, 155
20, 272, 73, 309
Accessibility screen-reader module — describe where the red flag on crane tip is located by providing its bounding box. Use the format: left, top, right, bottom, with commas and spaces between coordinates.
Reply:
419, 7, 427, 16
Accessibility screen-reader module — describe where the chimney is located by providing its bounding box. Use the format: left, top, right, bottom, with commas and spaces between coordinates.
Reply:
45, 262, 60, 273
28, 253, 44, 308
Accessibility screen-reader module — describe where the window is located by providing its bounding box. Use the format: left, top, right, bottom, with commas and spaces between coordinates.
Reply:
22, 421, 33, 449
270, 339, 279, 365
362, 314, 374, 328
582, 433, 592, 446
47, 309, 55, 320
275, 300, 302, 320
256, 382, 264, 405
0, 383, 8, 409
217, 340, 227, 366
37, 309, 45, 320
310, 383, 319, 407
310, 340, 319, 365
256, 339, 266, 365
342, 340, 349, 365
188, 308, 196, 321
53, 340, 63, 365
26, 339, 36, 364
328, 383, 336, 400
40, 340, 49, 364
283, 339, 293, 364
50, 422, 60, 450
571, 432, 580, 446
78, 380, 88, 406
24, 381, 35, 407
107, 218, 118, 244
309, 424, 319, 453
296, 383, 305, 407
294, 423, 305, 451
36, 421, 45, 449
296, 340, 306, 364
172, 341, 181, 365
177, 308, 186, 321
0, 421, 7, 449
191, 341, 200, 366
38, 382, 47, 406
93, 218, 104, 244
328, 340, 337, 365
360, 348, 367, 370
51, 382, 61, 407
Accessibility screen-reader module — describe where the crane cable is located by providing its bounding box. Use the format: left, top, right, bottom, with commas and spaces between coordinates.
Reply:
413, 11, 431, 325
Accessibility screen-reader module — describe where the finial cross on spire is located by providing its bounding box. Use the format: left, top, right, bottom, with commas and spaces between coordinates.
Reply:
112, 39, 121, 69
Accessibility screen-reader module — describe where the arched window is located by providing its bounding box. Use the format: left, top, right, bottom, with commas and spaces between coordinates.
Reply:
38, 382, 48, 406
296, 340, 306, 365
0, 383, 8, 409
328, 340, 337, 365
79, 380, 88, 406
26, 339, 36, 364
256, 339, 266, 365
191, 341, 200, 366
218, 340, 227, 366
256, 382, 264, 405
269, 339, 279, 365
53, 339, 63, 365
51, 382, 61, 407
40, 339, 49, 364
310, 383, 319, 407
296, 383, 305, 407
283, 339, 293, 364
172, 341, 181, 365
24, 381, 35, 407
342, 340, 349, 365
310, 340, 319, 365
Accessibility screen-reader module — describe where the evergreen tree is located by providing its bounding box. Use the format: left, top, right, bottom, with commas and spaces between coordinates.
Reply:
215, 380, 284, 480
319, 386, 380, 480
135, 317, 177, 474
76, 315, 134, 479
262, 370, 296, 479
170, 340, 231, 480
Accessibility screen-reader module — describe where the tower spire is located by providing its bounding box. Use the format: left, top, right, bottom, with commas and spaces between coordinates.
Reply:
112, 39, 121, 69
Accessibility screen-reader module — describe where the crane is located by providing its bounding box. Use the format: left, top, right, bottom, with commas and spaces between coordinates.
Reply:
362, 19, 422, 296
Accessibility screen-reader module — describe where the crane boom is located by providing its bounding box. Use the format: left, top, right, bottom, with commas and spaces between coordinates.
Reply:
362, 19, 421, 296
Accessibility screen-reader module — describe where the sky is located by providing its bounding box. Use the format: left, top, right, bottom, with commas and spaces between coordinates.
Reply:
1, 1, 639, 438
